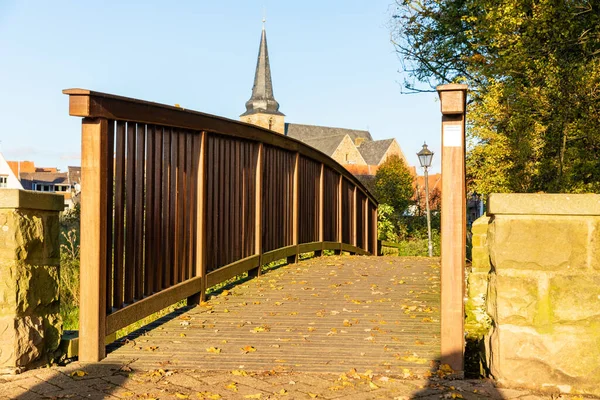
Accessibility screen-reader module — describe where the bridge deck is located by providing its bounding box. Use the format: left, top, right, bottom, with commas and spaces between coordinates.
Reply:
104, 255, 441, 376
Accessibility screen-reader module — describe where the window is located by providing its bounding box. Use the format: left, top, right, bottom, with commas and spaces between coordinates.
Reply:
0, 176, 7, 188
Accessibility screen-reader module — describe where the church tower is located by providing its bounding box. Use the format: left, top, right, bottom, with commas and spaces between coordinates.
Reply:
240, 22, 285, 134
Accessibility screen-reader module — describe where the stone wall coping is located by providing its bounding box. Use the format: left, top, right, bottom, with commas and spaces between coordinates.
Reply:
487, 193, 600, 216
0, 189, 65, 212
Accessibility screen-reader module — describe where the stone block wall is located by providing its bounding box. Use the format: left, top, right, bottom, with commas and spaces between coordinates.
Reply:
468, 194, 600, 395
0, 190, 64, 373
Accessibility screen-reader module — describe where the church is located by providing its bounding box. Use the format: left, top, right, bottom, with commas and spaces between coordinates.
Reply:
239, 24, 413, 180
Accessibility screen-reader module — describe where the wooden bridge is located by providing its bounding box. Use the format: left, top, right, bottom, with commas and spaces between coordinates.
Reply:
64, 89, 380, 363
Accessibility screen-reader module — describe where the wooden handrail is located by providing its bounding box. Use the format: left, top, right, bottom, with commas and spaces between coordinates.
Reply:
63, 89, 376, 204
65, 88, 379, 362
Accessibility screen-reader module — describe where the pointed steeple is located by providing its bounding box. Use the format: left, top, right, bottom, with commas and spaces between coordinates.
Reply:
240, 23, 284, 117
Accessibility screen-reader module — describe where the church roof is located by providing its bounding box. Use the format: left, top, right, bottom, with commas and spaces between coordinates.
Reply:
240, 25, 284, 117
285, 123, 373, 142
301, 135, 349, 157
357, 139, 395, 165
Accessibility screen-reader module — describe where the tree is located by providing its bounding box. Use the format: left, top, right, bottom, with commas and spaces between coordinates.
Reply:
390, 0, 600, 194
374, 155, 415, 214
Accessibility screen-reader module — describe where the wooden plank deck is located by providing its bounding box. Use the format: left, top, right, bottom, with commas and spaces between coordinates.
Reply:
104, 255, 441, 376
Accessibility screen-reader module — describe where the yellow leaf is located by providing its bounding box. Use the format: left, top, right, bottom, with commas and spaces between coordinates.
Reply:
369, 382, 379, 389
70, 370, 88, 377
221, 290, 231, 296
308, 394, 318, 398
274, 301, 283, 306
224, 309, 230, 313
176, 393, 190, 399
343, 319, 352, 327
244, 394, 262, 399
180, 333, 187, 337
279, 388, 287, 395
206, 347, 221, 354
241, 345, 257, 353
197, 392, 222, 399
308, 327, 316, 332
231, 369, 248, 376
225, 382, 238, 392
120, 392, 135, 398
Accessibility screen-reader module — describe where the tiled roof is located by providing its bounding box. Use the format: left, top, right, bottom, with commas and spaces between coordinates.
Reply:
357, 139, 395, 165
19, 172, 69, 190
285, 123, 373, 142
301, 135, 348, 157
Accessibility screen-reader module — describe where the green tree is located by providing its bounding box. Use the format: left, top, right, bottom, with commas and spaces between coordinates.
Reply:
374, 155, 415, 214
390, 0, 600, 194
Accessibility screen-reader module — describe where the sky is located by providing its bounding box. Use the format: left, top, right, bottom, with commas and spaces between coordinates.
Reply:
0, 1, 442, 174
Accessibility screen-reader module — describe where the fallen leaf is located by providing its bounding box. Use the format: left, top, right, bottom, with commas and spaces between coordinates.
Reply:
225, 382, 238, 392
231, 370, 248, 376
196, 392, 222, 399
369, 382, 379, 389
308, 394, 318, 398
241, 345, 257, 353
70, 370, 87, 377
175, 393, 189, 399
206, 347, 221, 354
244, 394, 262, 399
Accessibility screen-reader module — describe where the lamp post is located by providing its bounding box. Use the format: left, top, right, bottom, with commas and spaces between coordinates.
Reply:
417, 143, 434, 257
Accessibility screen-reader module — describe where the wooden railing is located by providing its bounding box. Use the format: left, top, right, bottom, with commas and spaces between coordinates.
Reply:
64, 89, 378, 361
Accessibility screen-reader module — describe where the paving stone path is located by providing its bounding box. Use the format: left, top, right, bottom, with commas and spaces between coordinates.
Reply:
0, 256, 594, 399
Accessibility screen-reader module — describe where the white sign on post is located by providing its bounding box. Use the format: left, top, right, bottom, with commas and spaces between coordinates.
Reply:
443, 125, 462, 147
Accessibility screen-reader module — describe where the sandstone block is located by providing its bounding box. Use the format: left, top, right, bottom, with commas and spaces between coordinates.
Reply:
549, 275, 600, 322
471, 215, 490, 235
15, 264, 60, 316
494, 274, 538, 325
489, 216, 589, 271
489, 324, 600, 396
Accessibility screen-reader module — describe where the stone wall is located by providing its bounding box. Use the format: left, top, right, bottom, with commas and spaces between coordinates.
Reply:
468, 194, 600, 395
240, 113, 285, 134
0, 190, 64, 373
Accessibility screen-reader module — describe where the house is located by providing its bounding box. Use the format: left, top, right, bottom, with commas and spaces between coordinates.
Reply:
7, 161, 81, 208
0, 152, 24, 189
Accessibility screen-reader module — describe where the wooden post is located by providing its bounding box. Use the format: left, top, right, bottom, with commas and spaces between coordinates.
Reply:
287, 153, 300, 264
437, 84, 467, 375
373, 202, 378, 256
315, 163, 324, 257
335, 175, 343, 255
352, 187, 357, 250
364, 194, 368, 251
190, 132, 207, 303
249, 144, 263, 277
79, 117, 109, 362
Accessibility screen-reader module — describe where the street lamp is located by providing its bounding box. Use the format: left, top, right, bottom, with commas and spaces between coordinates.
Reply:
417, 143, 434, 257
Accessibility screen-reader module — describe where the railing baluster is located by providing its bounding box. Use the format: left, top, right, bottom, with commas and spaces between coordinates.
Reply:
114, 121, 126, 308
134, 123, 145, 299
124, 122, 136, 304
190, 131, 206, 304
144, 126, 155, 295
105, 120, 115, 312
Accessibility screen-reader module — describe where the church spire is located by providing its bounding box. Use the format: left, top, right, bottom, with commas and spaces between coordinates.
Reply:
240, 23, 284, 117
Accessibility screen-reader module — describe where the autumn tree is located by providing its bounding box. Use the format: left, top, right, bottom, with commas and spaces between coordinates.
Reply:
390, 0, 600, 193
374, 155, 415, 214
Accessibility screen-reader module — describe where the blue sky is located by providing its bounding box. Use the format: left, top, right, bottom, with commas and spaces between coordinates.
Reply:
0, 1, 442, 173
